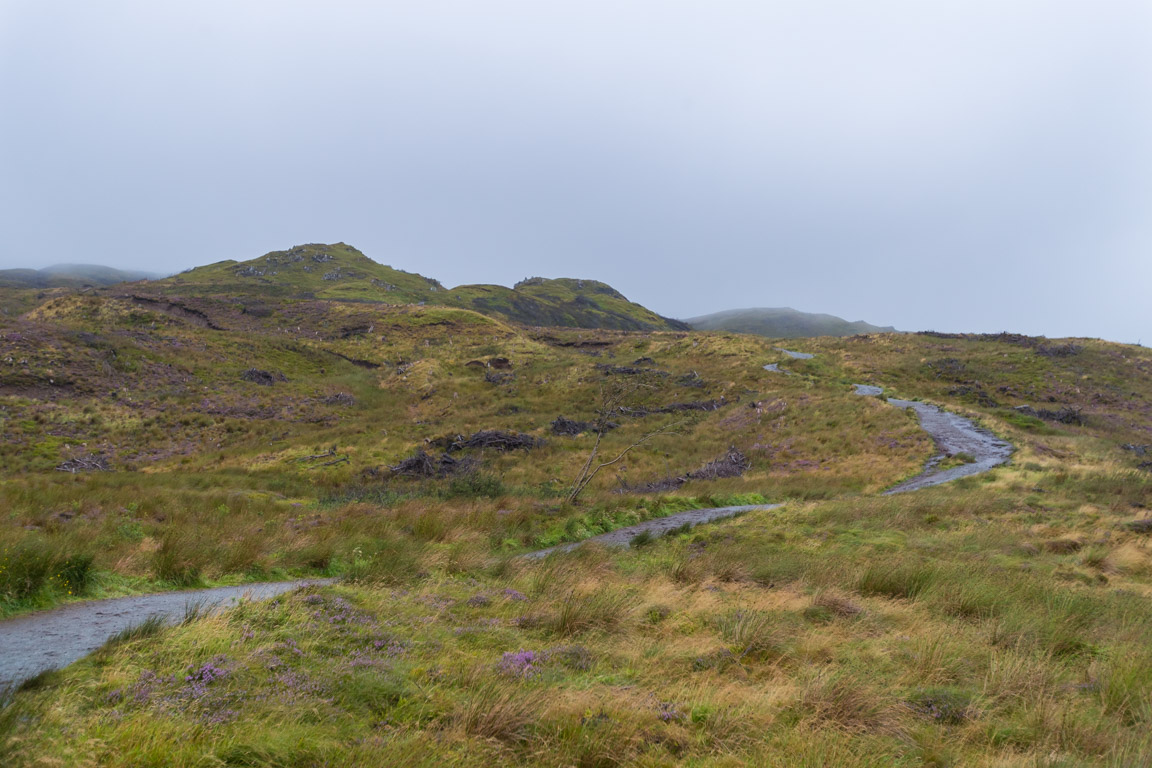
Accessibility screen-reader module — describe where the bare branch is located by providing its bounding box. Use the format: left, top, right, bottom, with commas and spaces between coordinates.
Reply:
567, 420, 684, 503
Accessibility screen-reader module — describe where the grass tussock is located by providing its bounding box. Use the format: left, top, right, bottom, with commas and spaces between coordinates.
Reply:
546, 588, 634, 636
857, 561, 936, 600
453, 679, 544, 742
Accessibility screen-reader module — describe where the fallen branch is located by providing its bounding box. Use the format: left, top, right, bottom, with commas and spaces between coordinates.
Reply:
567, 421, 684, 503
55, 455, 111, 473
295, 447, 338, 462
314, 456, 349, 468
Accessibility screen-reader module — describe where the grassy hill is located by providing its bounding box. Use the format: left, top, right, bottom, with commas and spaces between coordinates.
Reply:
687, 306, 895, 338
155, 243, 687, 331
3, 282, 1152, 765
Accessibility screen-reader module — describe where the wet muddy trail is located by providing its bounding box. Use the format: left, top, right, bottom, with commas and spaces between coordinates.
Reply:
866, 393, 1014, 493
1, 350, 1014, 691
0, 580, 331, 692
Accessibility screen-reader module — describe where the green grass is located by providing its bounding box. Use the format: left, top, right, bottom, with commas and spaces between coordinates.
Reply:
4, 275, 1152, 765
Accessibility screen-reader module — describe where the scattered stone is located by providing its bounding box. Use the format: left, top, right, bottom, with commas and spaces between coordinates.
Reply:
1035, 343, 1082, 358
241, 368, 287, 386
550, 416, 618, 436
595, 363, 668, 377
926, 358, 966, 378
1042, 538, 1083, 554
484, 370, 513, 385
1125, 519, 1152, 534
1014, 405, 1084, 425
948, 384, 999, 407
677, 371, 705, 388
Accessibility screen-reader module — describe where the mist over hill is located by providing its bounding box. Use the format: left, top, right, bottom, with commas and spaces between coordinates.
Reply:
686, 307, 896, 338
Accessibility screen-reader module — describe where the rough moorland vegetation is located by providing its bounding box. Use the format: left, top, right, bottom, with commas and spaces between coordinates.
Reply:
2, 262, 1152, 766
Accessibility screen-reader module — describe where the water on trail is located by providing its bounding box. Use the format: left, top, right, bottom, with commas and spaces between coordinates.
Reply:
853, 386, 1014, 493
774, 348, 814, 359
0, 580, 331, 692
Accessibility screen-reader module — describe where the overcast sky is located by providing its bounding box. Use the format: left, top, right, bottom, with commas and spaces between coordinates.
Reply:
2, 1, 1150, 342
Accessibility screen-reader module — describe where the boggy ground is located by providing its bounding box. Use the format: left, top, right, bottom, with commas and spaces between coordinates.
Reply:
0, 292, 931, 619
3, 288, 1152, 765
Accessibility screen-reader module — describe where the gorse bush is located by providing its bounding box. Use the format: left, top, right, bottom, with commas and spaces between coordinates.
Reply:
0, 540, 95, 609
56, 554, 94, 596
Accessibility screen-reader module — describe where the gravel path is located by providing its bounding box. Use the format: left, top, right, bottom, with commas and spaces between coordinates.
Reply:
0, 580, 332, 692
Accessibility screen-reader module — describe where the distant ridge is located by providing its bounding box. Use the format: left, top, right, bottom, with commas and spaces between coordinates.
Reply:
155, 242, 687, 332
686, 307, 895, 338
0, 264, 160, 288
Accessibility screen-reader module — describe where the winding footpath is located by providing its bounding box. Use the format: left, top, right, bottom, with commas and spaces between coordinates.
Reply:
0, 348, 1013, 692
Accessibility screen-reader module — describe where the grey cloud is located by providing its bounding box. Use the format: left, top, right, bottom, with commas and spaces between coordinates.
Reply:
1, 0, 1149, 342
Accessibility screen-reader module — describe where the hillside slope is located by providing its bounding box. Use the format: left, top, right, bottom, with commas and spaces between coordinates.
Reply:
687, 306, 895, 338
155, 243, 686, 331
